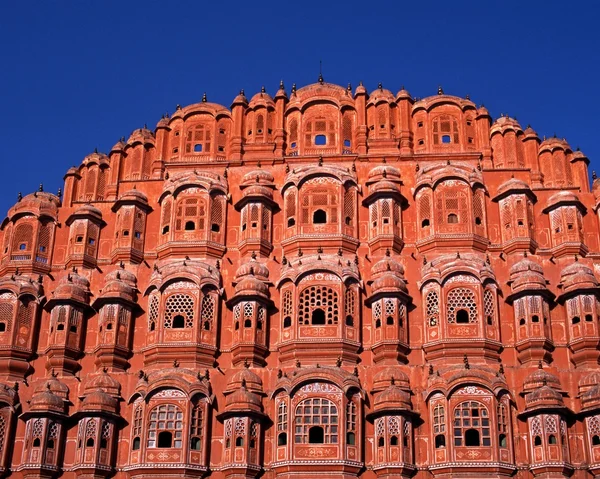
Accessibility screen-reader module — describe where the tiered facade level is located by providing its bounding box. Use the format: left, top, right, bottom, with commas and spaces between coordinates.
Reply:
1, 78, 600, 479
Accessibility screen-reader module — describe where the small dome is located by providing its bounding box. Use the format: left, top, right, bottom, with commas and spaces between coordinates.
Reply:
372, 367, 410, 392
579, 371, 600, 392
560, 262, 599, 294
525, 385, 564, 410
118, 189, 148, 204
523, 368, 561, 392
127, 127, 155, 145
7, 191, 61, 221
35, 377, 69, 399
539, 136, 570, 153
509, 258, 547, 294
110, 139, 126, 153
395, 87, 412, 101
83, 151, 109, 165
235, 258, 270, 281
367, 165, 401, 181
490, 116, 522, 136
373, 384, 412, 412
372, 255, 405, 276
52, 271, 91, 305
248, 89, 275, 108
241, 169, 275, 185
83, 370, 121, 398
523, 125, 537, 137
228, 368, 263, 394
30, 388, 65, 413
355, 82, 367, 95
372, 272, 408, 295
235, 274, 269, 298
546, 191, 580, 209
495, 178, 531, 198
581, 384, 600, 411
73, 204, 103, 222
82, 389, 118, 412
367, 85, 395, 105
156, 116, 169, 129
231, 90, 248, 106
225, 386, 263, 413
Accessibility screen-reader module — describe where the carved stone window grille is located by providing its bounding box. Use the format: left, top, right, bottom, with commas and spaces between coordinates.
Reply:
164, 293, 195, 329
147, 404, 183, 448
447, 288, 477, 323
298, 285, 339, 325
294, 398, 338, 444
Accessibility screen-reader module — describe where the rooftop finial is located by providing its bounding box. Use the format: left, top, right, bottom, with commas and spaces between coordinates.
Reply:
279, 79, 284, 90
318, 156, 323, 166
292, 83, 297, 93
538, 360, 543, 370
466, 93, 470, 100
57, 187, 62, 198
594, 171, 597, 180
378, 82, 383, 90
438, 85, 444, 95
318, 60, 324, 83
261, 85, 266, 93
202, 92, 207, 102
17, 192, 22, 202
39, 183, 43, 192
463, 354, 470, 369
347, 83, 352, 91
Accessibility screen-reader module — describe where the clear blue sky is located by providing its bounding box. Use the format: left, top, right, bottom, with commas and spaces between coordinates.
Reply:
0, 1, 598, 214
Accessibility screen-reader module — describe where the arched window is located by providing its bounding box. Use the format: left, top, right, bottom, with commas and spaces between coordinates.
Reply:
313, 209, 327, 224
433, 404, 446, 448
164, 293, 195, 329
277, 400, 288, 445
190, 402, 203, 451
534, 435, 542, 446
175, 197, 206, 232
301, 187, 338, 226
433, 115, 459, 145
185, 123, 212, 154
592, 435, 600, 446
299, 285, 339, 325
548, 434, 557, 445
294, 398, 338, 444
453, 401, 491, 447
447, 288, 477, 324
147, 404, 183, 448
390, 435, 399, 445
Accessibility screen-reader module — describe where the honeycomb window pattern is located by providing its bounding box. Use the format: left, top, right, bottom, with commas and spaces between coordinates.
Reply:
298, 286, 339, 325
446, 288, 477, 323
164, 293, 195, 329
294, 398, 338, 444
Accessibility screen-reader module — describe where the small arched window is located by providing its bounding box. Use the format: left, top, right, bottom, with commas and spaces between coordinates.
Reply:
448, 213, 458, 224
313, 209, 327, 224
435, 434, 445, 448
548, 434, 557, 445
534, 435, 542, 446
456, 309, 469, 324
158, 431, 173, 448
378, 436, 385, 447
592, 435, 600, 446
132, 437, 141, 450
309, 426, 324, 444
464, 429, 480, 447
390, 435, 399, 446
235, 436, 244, 447
312, 308, 326, 325
278, 432, 287, 446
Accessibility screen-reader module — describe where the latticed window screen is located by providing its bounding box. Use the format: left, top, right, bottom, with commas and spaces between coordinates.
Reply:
483, 289, 495, 324
13, 223, 33, 252
433, 404, 445, 435
285, 191, 296, 222
147, 404, 183, 448
346, 400, 357, 434
38, 222, 52, 259
164, 293, 195, 328
345, 288, 356, 319
0, 293, 15, 331
185, 124, 211, 153
433, 115, 459, 145
342, 114, 353, 149
453, 401, 491, 446
176, 197, 206, 231
85, 168, 97, 196
132, 404, 143, 438
294, 398, 338, 444
161, 198, 172, 232
0, 412, 6, 455
148, 294, 159, 330
343, 188, 354, 225
497, 402, 508, 439
588, 415, 600, 437
301, 188, 338, 224
277, 401, 288, 432
298, 286, 339, 325
96, 169, 106, 199
211, 198, 223, 229
201, 294, 215, 328
425, 289, 440, 326
446, 288, 478, 323
419, 193, 432, 226
190, 403, 203, 449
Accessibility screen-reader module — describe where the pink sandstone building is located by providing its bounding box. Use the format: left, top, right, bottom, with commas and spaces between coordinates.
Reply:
0, 77, 599, 479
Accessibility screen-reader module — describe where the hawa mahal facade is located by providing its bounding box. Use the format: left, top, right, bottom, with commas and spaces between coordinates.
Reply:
0, 77, 599, 479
